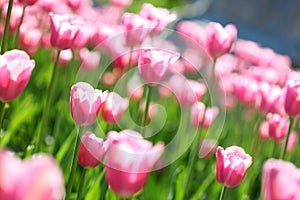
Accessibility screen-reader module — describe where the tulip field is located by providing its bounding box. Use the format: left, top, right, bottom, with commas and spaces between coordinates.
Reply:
1, 0, 300, 199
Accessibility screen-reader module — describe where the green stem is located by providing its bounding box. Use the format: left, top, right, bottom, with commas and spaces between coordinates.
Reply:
35, 50, 61, 152
0, 0, 14, 53
13, 5, 26, 48
141, 85, 152, 136
76, 168, 87, 200
279, 117, 294, 160
219, 185, 227, 200
210, 57, 217, 89
66, 129, 82, 200
0, 101, 5, 131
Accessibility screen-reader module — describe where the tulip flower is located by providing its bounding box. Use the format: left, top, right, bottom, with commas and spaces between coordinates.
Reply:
67, 0, 81, 10
70, 82, 108, 126
2, 1, 23, 33
49, 12, 84, 50
191, 102, 219, 129
139, 3, 177, 35
0, 49, 35, 102
121, 13, 154, 47
266, 113, 289, 141
101, 92, 129, 124
262, 159, 300, 200
138, 48, 179, 85
168, 75, 206, 106
52, 49, 72, 67
204, 22, 237, 59
284, 80, 300, 117
18, 0, 38, 6
216, 146, 252, 188
233, 75, 259, 106
78, 131, 107, 168
0, 150, 65, 200
110, 0, 132, 8
79, 48, 100, 71
104, 130, 164, 197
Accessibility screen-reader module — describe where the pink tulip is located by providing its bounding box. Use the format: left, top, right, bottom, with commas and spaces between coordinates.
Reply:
104, 130, 164, 197
259, 121, 269, 140
2, 1, 23, 32
216, 146, 252, 188
67, 0, 81, 10
19, 26, 42, 55
70, 82, 108, 126
176, 21, 205, 49
199, 139, 217, 159
79, 48, 100, 71
78, 131, 107, 168
138, 48, 179, 85
139, 3, 177, 35
110, 0, 132, 8
266, 113, 289, 141
262, 159, 300, 200
204, 22, 237, 59
101, 92, 129, 124
0, 150, 65, 200
52, 49, 72, 67
49, 12, 84, 50
18, 0, 38, 6
191, 102, 219, 129
121, 13, 154, 46
287, 131, 298, 152
284, 80, 300, 117
168, 75, 206, 106
0, 49, 35, 102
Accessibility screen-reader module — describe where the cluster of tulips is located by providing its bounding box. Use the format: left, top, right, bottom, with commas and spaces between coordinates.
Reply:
0, 0, 300, 199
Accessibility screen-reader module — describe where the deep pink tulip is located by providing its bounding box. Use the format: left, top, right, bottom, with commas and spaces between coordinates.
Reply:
121, 13, 154, 46
78, 131, 107, 168
168, 75, 206, 106
262, 159, 300, 200
110, 0, 132, 8
104, 130, 164, 197
138, 48, 179, 85
0, 150, 65, 200
205, 22, 237, 59
266, 113, 289, 141
139, 3, 177, 35
216, 146, 252, 188
18, 0, 38, 6
67, 0, 81, 10
0, 50, 35, 102
284, 80, 300, 117
79, 48, 100, 71
191, 102, 219, 129
70, 82, 108, 126
49, 12, 84, 50
101, 92, 129, 124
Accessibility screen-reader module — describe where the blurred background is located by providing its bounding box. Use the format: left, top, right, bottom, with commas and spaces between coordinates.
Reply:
96, 0, 300, 68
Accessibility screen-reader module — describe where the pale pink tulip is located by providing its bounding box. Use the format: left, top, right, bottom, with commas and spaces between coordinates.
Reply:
199, 139, 217, 159
70, 82, 108, 126
266, 113, 289, 141
79, 48, 100, 71
52, 49, 72, 67
262, 159, 300, 200
284, 80, 300, 117
191, 102, 219, 129
216, 146, 252, 188
104, 130, 164, 197
176, 21, 205, 49
0, 50, 35, 102
233, 75, 259, 106
259, 121, 269, 140
138, 48, 179, 85
78, 131, 107, 168
205, 22, 237, 59
0, 150, 65, 200
2, 1, 23, 32
101, 92, 129, 124
139, 3, 177, 35
19, 26, 42, 55
287, 131, 298, 152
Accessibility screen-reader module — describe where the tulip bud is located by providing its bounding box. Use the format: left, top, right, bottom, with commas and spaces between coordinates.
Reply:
266, 113, 289, 141
0, 50, 35, 102
70, 82, 108, 126
78, 132, 107, 168
284, 80, 300, 117
216, 146, 252, 187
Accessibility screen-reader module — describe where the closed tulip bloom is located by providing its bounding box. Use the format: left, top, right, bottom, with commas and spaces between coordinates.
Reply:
52, 49, 72, 67
262, 159, 300, 200
138, 48, 179, 85
139, 3, 177, 35
191, 102, 219, 129
49, 12, 84, 50
0, 150, 65, 200
67, 0, 82, 10
79, 48, 100, 71
121, 13, 154, 46
216, 146, 252, 188
2, 2, 23, 32
233, 75, 259, 106
101, 92, 129, 124
104, 130, 164, 197
110, 0, 132, 8
19, 26, 42, 55
266, 113, 289, 141
78, 131, 107, 168
284, 80, 300, 117
0, 50, 35, 102
205, 22, 237, 59
70, 82, 108, 126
